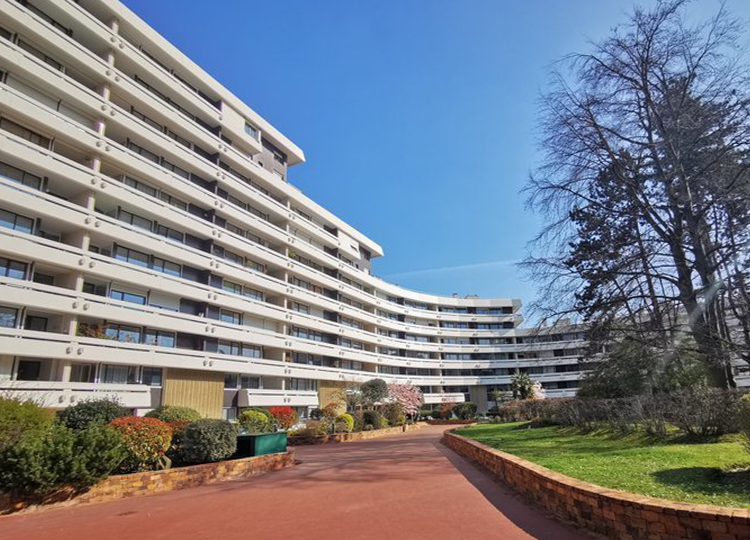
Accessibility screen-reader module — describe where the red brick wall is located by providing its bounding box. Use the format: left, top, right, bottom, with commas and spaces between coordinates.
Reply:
1, 450, 295, 515
443, 431, 750, 540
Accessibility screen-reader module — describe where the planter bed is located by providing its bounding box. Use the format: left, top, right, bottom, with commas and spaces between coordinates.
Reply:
0, 449, 295, 516
289, 422, 426, 446
443, 429, 750, 540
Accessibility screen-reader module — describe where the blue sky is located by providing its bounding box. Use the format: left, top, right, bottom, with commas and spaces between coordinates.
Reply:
123, 0, 750, 308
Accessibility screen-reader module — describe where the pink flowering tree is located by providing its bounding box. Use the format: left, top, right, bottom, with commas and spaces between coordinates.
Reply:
387, 383, 424, 417
531, 380, 546, 400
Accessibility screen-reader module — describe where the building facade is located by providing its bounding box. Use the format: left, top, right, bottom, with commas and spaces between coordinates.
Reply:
0, 0, 589, 418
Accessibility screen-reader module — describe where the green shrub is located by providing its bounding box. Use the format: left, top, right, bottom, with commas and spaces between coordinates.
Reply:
0, 423, 124, 498
382, 402, 403, 426
145, 405, 201, 423
455, 402, 478, 420
109, 417, 172, 472
740, 394, 750, 453
58, 399, 130, 430
351, 411, 365, 432
335, 413, 354, 433
238, 409, 273, 433
362, 410, 382, 430
666, 389, 742, 438
397, 414, 407, 425
378, 416, 389, 429
0, 397, 54, 451
175, 419, 237, 463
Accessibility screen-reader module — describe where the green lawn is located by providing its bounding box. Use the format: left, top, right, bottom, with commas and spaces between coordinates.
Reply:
458, 422, 750, 508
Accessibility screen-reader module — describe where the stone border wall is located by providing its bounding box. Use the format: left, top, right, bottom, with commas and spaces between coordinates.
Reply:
289, 422, 426, 445
1, 450, 295, 516
426, 419, 475, 425
443, 430, 750, 540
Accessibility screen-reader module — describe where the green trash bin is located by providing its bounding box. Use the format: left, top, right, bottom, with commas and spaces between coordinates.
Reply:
236, 432, 288, 457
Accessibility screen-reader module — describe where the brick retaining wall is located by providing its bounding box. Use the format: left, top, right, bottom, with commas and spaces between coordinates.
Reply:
443, 430, 750, 540
1, 450, 295, 515
289, 422, 426, 445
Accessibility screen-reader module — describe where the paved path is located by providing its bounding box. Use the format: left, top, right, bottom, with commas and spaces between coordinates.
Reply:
0, 425, 596, 540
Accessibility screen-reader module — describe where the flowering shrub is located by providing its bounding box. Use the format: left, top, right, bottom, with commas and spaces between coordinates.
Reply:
238, 410, 273, 433
269, 407, 298, 430
108, 417, 172, 472
532, 381, 546, 400
387, 383, 423, 416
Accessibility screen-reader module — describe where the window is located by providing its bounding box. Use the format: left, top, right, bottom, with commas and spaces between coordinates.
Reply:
293, 302, 309, 314
114, 245, 150, 267
0, 306, 17, 327
17, 39, 62, 70
240, 375, 261, 389
159, 191, 187, 211
292, 326, 322, 342
105, 324, 142, 343
241, 344, 262, 358
131, 108, 164, 131
118, 209, 152, 231
0, 208, 34, 234
161, 159, 189, 179
245, 259, 265, 273
16, 359, 41, 381
218, 340, 241, 355
244, 122, 259, 140
243, 287, 264, 301
127, 140, 159, 163
110, 289, 147, 305
152, 256, 181, 277
287, 378, 317, 392
70, 363, 94, 383
0, 160, 42, 190
224, 373, 238, 389
144, 329, 175, 348
32, 273, 54, 286
219, 309, 241, 325
101, 364, 138, 384
0, 257, 27, 279
155, 224, 184, 242
24, 316, 47, 332
121, 175, 157, 197
222, 280, 243, 295
141, 366, 163, 386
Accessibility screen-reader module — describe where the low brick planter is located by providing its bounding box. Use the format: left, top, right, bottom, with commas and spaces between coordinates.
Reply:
426, 419, 476, 425
0, 449, 295, 516
289, 422, 426, 446
443, 430, 750, 540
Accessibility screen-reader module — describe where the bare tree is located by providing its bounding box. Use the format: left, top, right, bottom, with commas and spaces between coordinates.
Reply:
524, 0, 750, 389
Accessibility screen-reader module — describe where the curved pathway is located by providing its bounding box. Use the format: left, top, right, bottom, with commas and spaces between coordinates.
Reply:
0, 425, 595, 540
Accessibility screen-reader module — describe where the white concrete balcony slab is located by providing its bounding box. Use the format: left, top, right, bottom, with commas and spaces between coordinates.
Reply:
423, 392, 466, 405
0, 381, 152, 409
238, 389, 319, 408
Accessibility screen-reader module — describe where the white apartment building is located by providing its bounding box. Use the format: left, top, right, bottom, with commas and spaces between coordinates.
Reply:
0, 0, 588, 418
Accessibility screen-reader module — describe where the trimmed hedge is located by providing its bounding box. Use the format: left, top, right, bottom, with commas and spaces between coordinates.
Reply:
336, 413, 354, 433
58, 399, 130, 431
175, 419, 237, 463
145, 405, 201, 423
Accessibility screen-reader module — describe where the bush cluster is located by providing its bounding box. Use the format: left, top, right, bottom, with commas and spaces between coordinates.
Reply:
336, 413, 354, 433
493, 388, 744, 439
269, 407, 298, 430
238, 409, 274, 433
57, 399, 130, 430
0, 396, 54, 450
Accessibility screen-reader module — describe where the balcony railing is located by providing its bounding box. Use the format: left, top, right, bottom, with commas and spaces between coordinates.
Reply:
0, 380, 152, 408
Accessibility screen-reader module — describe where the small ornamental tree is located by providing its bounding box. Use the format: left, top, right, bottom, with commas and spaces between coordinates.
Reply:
238, 410, 273, 433
511, 372, 535, 400
108, 417, 172, 472
361, 378, 389, 407
269, 407, 298, 430
387, 383, 423, 417
531, 381, 546, 400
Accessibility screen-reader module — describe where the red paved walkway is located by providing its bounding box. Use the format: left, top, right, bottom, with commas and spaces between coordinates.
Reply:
0, 425, 596, 540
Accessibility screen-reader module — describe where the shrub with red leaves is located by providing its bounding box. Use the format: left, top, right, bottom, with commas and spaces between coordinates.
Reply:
109, 416, 172, 472
269, 406, 298, 430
